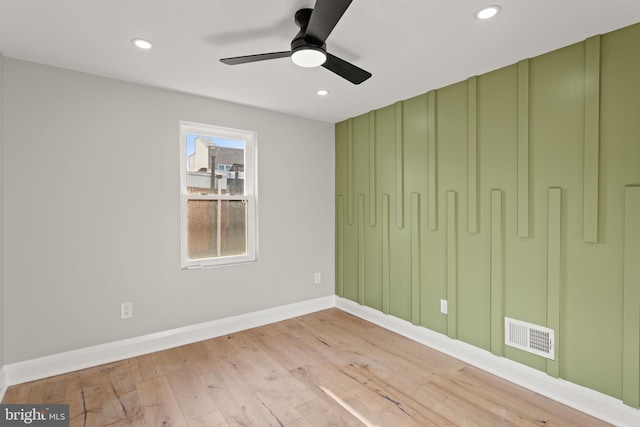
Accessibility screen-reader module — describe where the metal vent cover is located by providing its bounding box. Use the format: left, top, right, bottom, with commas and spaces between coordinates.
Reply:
505, 317, 555, 360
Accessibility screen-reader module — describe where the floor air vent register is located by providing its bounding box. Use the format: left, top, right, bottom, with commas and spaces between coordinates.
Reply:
505, 317, 555, 360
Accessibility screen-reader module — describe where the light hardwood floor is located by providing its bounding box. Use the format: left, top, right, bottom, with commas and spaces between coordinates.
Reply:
2, 308, 610, 426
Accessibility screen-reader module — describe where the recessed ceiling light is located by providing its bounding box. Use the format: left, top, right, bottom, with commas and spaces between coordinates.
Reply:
316, 89, 329, 96
132, 38, 153, 50
475, 5, 501, 20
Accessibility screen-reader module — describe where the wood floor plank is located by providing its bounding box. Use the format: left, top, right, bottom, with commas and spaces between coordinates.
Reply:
246, 327, 318, 370
63, 376, 91, 427
76, 368, 106, 427
207, 386, 281, 427
180, 341, 221, 377
1, 380, 30, 403
443, 369, 544, 425
200, 364, 289, 425
415, 374, 539, 426
256, 326, 336, 374
1, 308, 612, 426
152, 346, 189, 376
131, 353, 159, 383
212, 350, 313, 423
99, 363, 143, 425
25, 376, 68, 404
293, 396, 364, 426
336, 359, 446, 425
291, 364, 381, 425
253, 390, 303, 425
456, 365, 608, 427
136, 375, 188, 427
200, 333, 237, 357
187, 410, 229, 427
163, 365, 219, 422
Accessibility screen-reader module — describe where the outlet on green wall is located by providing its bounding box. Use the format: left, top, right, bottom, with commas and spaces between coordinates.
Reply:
335, 22, 640, 407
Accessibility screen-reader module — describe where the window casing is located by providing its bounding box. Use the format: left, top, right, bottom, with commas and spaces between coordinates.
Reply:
180, 121, 257, 268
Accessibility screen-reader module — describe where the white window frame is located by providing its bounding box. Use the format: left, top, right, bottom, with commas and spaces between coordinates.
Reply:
180, 121, 258, 269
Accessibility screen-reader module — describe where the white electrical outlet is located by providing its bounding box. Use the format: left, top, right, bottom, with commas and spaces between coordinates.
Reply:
314, 272, 321, 285
121, 302, 133, 319
440, 299, 448, 314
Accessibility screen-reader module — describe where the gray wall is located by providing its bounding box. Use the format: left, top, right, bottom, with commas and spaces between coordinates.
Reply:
2, 58, 335, 363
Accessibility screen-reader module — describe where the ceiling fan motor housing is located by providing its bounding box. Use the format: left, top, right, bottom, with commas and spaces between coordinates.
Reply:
292, 8, 327, 56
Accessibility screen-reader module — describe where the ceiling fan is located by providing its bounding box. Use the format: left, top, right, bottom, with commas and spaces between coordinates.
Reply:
220, 0, 372, 85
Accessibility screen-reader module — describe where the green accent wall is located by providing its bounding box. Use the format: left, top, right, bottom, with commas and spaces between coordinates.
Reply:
335, 22, 640, 406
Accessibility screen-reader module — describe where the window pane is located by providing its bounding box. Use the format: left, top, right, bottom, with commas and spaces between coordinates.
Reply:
186, 135, 245, 195
187, 199, 247, 260
221, 200, 248, 256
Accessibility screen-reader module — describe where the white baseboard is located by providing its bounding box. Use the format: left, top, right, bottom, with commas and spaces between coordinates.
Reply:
335, 296, 640, 427
3, 295, 335, 387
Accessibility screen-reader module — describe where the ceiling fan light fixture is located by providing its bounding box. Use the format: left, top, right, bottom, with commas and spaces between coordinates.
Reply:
475, 5, 501, 20
291, 47, 327, 68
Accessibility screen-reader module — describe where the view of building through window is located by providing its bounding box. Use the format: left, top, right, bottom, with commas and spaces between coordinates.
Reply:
186, 135, 245, 195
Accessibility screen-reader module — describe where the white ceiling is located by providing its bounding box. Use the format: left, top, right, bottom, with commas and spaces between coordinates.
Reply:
1, 0, 640, 123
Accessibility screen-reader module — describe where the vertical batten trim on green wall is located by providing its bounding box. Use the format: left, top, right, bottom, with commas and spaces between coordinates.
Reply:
583, 35, 601, 243
395, 102, 405, 229
428, 91, 438, 230
446, 191, 458, 338
467, 77, 479, 234
382, 194, 391, 314
411, 192, 421, 325
517, 59, 530, 238
347, 118, 354, 225
623, 186, 640, 408
369, 111, 377, 226
490, 189, 505, 356
357, 194, 365, 305
546, 187, 562, 377
336, 195, 345, 297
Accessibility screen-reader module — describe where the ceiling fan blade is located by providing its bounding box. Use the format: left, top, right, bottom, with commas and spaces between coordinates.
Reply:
306, 0, 353, 43
220, 51, 290, 65
322, 53, 371, 84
